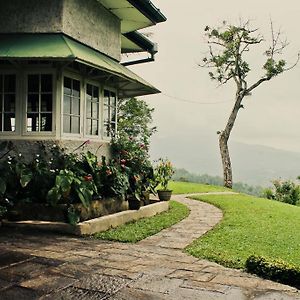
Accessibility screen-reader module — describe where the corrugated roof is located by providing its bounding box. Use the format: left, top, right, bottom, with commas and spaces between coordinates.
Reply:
0, 34, 160, 98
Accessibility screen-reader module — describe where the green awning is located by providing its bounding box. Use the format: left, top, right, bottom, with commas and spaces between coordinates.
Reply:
0, 34, 160, 98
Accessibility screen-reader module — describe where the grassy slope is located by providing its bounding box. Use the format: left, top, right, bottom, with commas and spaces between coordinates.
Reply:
168, 181, 229, 194
186, 193, 300, 268
94, 201, 190, 243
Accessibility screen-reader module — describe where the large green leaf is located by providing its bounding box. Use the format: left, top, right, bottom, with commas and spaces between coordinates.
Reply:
47, 187, 61, 206
20, 169, 33, 188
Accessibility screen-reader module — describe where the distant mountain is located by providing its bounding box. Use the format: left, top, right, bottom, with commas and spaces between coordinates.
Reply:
150, 134, 300, 187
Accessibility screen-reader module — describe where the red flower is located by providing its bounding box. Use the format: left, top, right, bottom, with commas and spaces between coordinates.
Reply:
120, 159, 126, 164
84, 174, 93, 181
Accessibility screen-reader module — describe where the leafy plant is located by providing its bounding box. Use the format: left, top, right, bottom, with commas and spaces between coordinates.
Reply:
264, 179, 300, 205
47, 169, 97, 208
111, 135, 155, 201
98, 156, 129, 199
155, 158, 175, 191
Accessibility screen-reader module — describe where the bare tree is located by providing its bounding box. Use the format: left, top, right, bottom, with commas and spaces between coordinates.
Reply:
202, 20, 299, 188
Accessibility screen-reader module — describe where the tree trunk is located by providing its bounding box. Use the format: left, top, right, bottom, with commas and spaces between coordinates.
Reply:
219, 94, 243, 189
219, 133, 232, 188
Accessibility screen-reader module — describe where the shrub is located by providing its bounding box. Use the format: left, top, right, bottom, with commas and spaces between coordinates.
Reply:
155, 158, 175, 191
111, 135, 155, 200
265, 180, 300, 205
246, 255, 300, 288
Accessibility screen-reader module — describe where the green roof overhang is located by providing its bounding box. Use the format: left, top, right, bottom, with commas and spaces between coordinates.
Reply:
0, 34, 160, 98
97, 0, 166, 33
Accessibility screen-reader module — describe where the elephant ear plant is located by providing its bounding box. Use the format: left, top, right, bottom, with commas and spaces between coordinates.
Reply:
155, 158, 175, 201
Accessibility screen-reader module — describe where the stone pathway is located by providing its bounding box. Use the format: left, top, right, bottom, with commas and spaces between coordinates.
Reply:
0, 193, 299, 299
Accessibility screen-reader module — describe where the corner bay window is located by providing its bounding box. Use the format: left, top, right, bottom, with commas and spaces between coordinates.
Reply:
63, 77, 80, 134
104, 90, 117, 137
0, 74, 16, 132
27, 74, 53, 132
0, 72, 118, 139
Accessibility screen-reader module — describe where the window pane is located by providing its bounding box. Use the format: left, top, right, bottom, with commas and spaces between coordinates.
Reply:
111, 122, 116, 136
4, 114, 15, 132
71, 116, 80, 134
0, 75, 3, 93
92, 120, 98, 135
104, 90, 110, 105
104, 123, 110, 137
28, 75, 39, 93
4, 94, 15, 112
93, 86, 99, 100
72, 97, 80, 116
111, 106, 116, 122
41, 94, 52, 112
92, 102, 99, 119
41, 74, 52, 92
86, 84, 93, 99
104, 106, 109, 123
86, 101, 92, 118
27, 94, 39, 112
40, 113, 52, 131
27, 113, 39, 132
86, 119, 92, 135
4, 75, 16, 93
63, 115, 71, 133
73, 80, 80, 97
64, 77, 72, 95
63, 95, 71, 114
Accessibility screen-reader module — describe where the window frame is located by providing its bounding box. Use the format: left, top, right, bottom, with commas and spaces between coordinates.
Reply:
61, 72, 83, 138
84, 79, 103, 139
22, 69, 56, 137
103, 86, 118, 140
0, 71, 20, 136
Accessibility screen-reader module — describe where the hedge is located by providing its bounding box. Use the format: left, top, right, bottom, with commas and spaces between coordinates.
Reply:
245, 255, 300, 289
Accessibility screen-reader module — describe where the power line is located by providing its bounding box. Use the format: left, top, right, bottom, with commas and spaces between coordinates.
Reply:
161, 93, 233, 105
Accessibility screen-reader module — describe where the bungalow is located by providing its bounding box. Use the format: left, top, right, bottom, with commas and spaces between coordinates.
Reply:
0, 0, 166, 157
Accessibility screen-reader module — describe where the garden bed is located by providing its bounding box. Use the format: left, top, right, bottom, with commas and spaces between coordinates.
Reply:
2, 200, 169, 236
7, 198, 129, 223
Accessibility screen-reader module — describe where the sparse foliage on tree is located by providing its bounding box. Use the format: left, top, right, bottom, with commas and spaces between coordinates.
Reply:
201, 20, 299, 188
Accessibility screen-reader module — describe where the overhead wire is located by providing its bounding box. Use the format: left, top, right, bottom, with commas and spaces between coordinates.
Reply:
161, 93, 234, 105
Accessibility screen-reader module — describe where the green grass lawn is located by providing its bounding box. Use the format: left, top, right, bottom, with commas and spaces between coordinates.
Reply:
186, 193, 300, 268
94, 201, 189, 243
168, 181, 229, 194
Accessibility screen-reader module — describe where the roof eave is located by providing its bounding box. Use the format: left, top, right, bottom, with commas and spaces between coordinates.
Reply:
123, 31, 157, 54
127, 0, 167, 24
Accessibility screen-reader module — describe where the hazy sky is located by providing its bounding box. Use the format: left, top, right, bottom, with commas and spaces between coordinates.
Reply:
130, 0, 300, 158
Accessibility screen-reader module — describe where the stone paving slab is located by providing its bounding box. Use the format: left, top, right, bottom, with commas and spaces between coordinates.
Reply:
0, 192, 299, 299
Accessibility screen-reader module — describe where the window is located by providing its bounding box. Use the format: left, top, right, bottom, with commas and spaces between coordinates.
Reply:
27, 74, 53, 132
103, 89, 117, 137
0, 74, 16, 132
86, 83, 100, 136
63, 77, 81, 134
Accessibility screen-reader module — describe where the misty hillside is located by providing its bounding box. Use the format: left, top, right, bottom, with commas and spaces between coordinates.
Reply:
150, 134, 300, 186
